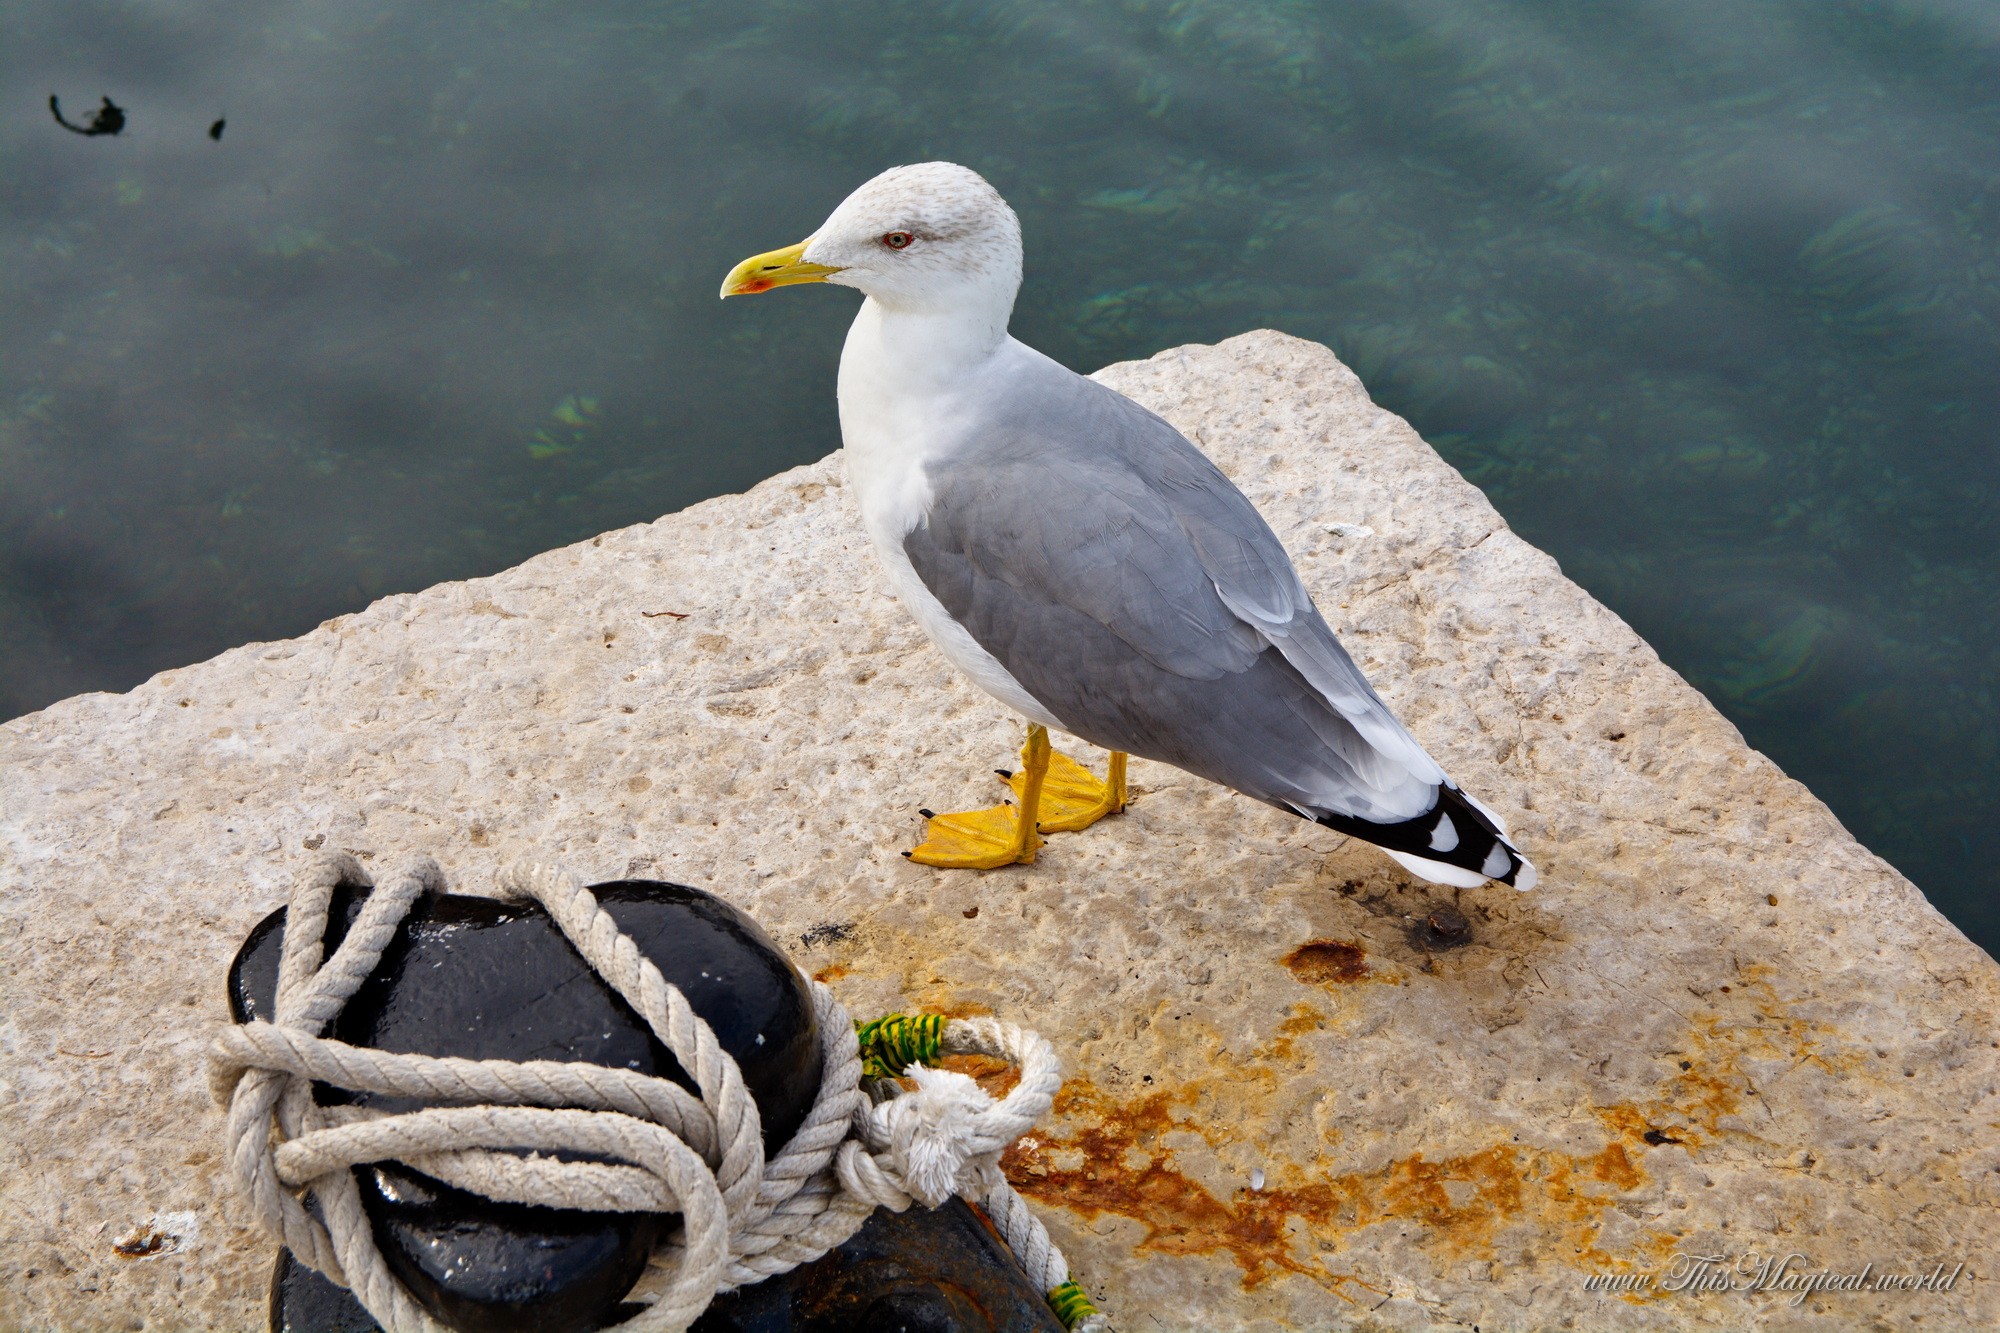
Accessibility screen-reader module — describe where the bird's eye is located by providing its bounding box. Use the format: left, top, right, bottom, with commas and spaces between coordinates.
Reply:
882, 231, 913, 250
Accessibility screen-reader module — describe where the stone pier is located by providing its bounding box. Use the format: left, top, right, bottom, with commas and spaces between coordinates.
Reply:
4, 332, 1994, 1330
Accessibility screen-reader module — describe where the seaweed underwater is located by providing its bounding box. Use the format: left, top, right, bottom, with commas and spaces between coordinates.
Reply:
2, 0, 1996, 943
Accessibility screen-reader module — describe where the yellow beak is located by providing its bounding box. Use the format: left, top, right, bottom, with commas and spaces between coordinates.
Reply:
719, 239, 844, 298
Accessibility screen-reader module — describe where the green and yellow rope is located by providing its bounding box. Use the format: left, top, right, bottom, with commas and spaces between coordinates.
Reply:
1046, 1278, 1101, 1328
854, 1012, 1101, 1326
853, 1011, 945, 1081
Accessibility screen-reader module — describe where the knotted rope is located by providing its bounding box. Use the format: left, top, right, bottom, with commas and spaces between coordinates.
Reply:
209, 853, 1108, 1333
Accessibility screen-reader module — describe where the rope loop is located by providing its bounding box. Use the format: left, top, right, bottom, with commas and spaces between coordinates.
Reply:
210, 852, 1110, 1332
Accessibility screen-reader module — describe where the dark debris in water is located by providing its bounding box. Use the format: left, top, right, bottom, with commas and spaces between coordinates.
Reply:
5, 0, 1998, 952
49, 95, 125, 137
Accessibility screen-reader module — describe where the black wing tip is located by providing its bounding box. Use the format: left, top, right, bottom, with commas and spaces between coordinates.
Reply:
1305, 783, 1535, 888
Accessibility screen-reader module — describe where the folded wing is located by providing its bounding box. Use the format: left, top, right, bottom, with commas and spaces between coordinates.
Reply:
900, 361, 1533, 888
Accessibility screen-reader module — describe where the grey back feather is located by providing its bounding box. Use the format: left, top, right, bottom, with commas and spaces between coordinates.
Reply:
901, 356, 1446, 822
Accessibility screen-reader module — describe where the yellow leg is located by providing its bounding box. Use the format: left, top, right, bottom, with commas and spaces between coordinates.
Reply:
906, 725, 1051, 869
1003, 747, 1127, 833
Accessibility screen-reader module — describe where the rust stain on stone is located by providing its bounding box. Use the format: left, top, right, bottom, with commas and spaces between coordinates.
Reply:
1004, 1075, 1670, 1294
1003, 1079, 1370, 1293
1590, 966, 1867, 1151
1588, 1142, 1643, 1191
938, 1051, 1020, 1099
1281, 938, 1370, 985
1003, 968, 1870, 1295
1256, 1003, 1328, 1064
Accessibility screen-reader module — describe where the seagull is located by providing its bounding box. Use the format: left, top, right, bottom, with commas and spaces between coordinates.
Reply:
721, 162, 1535, 891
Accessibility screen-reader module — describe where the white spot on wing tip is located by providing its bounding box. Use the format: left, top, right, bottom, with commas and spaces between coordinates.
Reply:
1428, 813, 1459, 853
1383, 847, 1486, 888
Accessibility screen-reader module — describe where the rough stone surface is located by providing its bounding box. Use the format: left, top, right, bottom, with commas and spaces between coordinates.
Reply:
3, 331, 1996, 1331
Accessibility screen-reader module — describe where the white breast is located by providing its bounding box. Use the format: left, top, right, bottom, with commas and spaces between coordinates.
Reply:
837, 303, 1062, 731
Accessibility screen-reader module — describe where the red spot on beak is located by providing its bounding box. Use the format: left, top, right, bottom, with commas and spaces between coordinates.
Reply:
738, 278, 773, 294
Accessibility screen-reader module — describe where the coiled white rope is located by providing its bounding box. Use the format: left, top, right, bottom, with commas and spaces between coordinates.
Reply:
208, 852, 1109, 1333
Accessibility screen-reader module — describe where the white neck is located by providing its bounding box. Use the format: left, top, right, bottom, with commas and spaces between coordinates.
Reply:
835, 297, 1013, 468
835, 295, 1018, 553
842, 295, 1007, 392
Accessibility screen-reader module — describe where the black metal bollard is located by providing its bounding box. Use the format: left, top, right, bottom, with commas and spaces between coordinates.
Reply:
230, 877, 1064, 1333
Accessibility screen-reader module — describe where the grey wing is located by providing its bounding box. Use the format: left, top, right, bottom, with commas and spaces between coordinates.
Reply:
902, 375, 1441, 824
1101, 394, 1450, 790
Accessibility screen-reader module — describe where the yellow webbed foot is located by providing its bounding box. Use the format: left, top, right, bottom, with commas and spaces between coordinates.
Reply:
1002, 748, 1127, 833
905, 801, 1044, 869
905, 725, 1055, 870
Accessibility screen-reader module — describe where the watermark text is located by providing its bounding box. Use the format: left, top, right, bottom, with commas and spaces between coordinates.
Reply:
1583, 1253, 1966, 1306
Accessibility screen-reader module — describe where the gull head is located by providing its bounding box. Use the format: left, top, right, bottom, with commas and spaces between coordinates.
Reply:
721, 162, 1022, 320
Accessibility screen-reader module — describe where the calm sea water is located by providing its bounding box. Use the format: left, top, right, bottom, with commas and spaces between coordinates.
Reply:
4, 2, 1995, 950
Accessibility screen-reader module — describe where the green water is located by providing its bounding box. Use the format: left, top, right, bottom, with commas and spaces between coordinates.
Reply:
3, 1, 1995, 951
